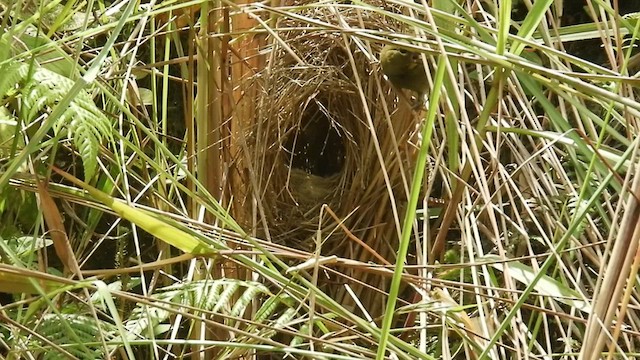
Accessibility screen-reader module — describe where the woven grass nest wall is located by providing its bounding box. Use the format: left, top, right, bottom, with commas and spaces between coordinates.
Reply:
243, 2, 430, 313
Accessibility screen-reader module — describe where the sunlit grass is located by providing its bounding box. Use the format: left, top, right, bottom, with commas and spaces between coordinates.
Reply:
1, 0, 639, 358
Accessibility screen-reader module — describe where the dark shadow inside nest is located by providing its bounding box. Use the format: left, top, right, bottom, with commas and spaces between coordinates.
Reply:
276, 98, 352, 249
284, 99, 346, 178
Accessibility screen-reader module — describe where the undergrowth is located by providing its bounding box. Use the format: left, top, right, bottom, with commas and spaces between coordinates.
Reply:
1, 0, 640, 359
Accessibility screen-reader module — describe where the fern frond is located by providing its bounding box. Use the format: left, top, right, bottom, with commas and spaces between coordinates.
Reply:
231, 283, 264, 317
122, 279, 293, 344
37, 313, 116, 360
0, 61, 28, 98
0, 60, 111, 179
211, 281, 240, 314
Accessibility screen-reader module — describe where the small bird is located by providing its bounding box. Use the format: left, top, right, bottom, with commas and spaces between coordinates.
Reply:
379, 44, 429, 99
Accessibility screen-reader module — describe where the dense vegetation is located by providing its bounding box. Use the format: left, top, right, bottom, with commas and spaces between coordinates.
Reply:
1, 0, 640, 358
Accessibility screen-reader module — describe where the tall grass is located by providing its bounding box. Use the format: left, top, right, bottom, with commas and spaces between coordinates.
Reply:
0, 0, 639, 358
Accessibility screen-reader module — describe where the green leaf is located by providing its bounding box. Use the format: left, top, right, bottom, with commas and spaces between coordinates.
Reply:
0, 60, 110, 179
53, 168, 216, 255
482, 255, 591, 313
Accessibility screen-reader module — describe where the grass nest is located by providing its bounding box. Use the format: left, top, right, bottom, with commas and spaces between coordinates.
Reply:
245, 1, 430, 313
250, 2, 423, 250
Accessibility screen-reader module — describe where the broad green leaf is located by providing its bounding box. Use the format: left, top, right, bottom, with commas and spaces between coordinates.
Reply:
482, 255, 591, 313
53, 167, 216, 255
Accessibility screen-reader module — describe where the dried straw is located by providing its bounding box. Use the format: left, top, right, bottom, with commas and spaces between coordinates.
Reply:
243, 1, 429, 315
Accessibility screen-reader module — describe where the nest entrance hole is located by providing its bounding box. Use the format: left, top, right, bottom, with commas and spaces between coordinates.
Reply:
286, 100, 346, 177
